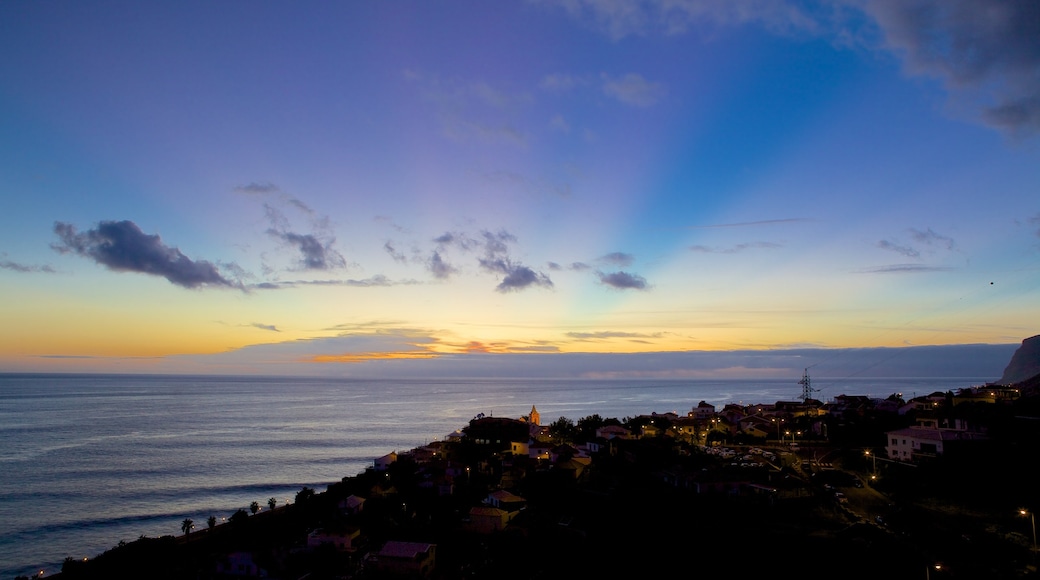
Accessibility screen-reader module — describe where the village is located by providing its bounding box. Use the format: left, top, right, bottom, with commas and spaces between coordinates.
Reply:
46, 373, 1040, 580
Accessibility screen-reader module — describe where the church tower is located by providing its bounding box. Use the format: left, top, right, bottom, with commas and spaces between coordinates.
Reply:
529, 405, 540, 426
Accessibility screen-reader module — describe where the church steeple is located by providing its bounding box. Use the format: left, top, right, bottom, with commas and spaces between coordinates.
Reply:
529, 405, 540, 426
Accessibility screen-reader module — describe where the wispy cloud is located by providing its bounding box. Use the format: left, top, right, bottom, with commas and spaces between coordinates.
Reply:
878, 227, 956, 260
258, 275, 412, 289
542, 0, 1040, 137
427, 251, 458, 280
861, 0, 1040, 137
687, 218, 811, 229
596, 270, 649, 290
434, 228, 554, 292
534, 0, 821, 41
909, 227, 956, 251
876, 239, 920, 259
601, 73, 667, 107
250, 323, 280, 332
857, 264, 955, 274
689, 241, 782, 254
51, 220, 242, 290
263, 203, 346, 271
0, 254, 55, 273
540, 72, 589, 92
598, 251, 635, 266
566, 330, 665, 341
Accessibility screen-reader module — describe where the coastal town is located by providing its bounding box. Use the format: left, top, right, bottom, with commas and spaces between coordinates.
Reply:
41, 337, 1040, 580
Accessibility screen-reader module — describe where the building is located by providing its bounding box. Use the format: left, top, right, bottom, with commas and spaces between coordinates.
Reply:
365, 541, 436, 578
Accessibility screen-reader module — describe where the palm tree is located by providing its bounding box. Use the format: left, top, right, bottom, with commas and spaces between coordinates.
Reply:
207, 515, 217, 529
250, 501, 260, 515
268, 497, 277, 511
181, 518, 194, 536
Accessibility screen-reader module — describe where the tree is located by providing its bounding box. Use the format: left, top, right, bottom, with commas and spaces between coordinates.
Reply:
548, 416, 578, 443
250, 501, 260, 515
295, 486, 316, 504
181, 517, 194, 536
229, 509, 249, 526
268, 497, 277, 511
207, 515, 217, 529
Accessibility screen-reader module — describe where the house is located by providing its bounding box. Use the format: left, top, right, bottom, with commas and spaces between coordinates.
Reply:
338, 494, 366, 515
374, 452, 398, 471
885, 425, 989, 463
308, 526, 361, 552
215, 552, 267, 577
595, 425, 630, 440
486, 489, 526, 512
672, 416, 700, 439
467, 506, 512, 533
509, 440, 530, 456
528, 440, 553, 461
365, 541, 436, 578
689, 400, 716, 419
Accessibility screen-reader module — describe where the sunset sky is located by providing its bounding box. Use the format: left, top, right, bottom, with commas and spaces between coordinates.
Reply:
1, 0, 1038, 379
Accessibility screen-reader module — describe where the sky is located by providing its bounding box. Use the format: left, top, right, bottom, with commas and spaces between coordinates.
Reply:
1, 0, 1038, 380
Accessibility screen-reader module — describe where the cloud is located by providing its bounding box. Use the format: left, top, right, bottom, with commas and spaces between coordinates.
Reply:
566, 331, 665, 340
483, 170, 572, 199
878, 227, 956, 259
259, 275, 408, 289
596, 270, 649, 290
909, 227, 956, 251
268, 230, 346, 270
601, 73, 667, 107
236, 182, 313, 214
0, 255, 56, 273
481, 258, 554, 292
442, 117, 528, 146
251, 323, 280, 332
861, 0, 1040, 137
427, 251, 458, 280
876, 239, 921, 258
598, 251, 634, 266
857, 264, 955, 274
540, 72, 587, 92
1030, 213, 1040, 237
689, 241, 782, 254
687, 218, 812, 229
535, 0, 821, 41
542, 0, 1040, 137
262, 203, 345, 271
234, 182, 280, 194
384, 241, 408, 263
51, 220, 242, 289
474, 230, 554, 292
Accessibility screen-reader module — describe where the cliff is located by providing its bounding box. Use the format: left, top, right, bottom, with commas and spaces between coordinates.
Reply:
998, 334, 1040, 385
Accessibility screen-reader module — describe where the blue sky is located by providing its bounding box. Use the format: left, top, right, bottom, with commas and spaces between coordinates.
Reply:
1, 0, 1038, 379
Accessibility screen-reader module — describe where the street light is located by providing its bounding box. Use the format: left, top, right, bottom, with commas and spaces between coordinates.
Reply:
865, 449, 877, 474
772, 417, 784, 444
1020, 509, 1037, 553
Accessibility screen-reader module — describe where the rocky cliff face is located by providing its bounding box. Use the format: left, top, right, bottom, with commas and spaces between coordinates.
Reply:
998, 334, 1040, 385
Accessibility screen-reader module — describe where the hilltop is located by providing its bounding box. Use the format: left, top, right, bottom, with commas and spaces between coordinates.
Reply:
998, 334, 1040, 386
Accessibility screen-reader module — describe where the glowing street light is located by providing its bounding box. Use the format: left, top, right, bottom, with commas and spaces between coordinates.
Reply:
1020, 509, 1037, 553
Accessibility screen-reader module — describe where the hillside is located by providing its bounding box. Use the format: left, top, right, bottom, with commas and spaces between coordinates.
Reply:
998, 334, 1040, 386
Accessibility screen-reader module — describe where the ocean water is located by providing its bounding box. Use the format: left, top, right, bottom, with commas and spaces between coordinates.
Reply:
0, 373, 987, 578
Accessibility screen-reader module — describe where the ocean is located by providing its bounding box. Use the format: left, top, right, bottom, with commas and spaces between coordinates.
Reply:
0, 373, 989, 578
